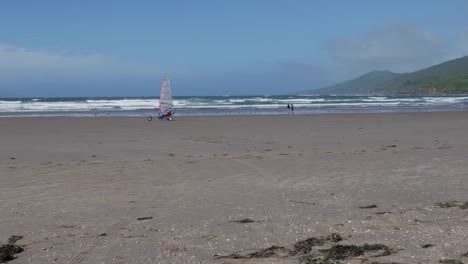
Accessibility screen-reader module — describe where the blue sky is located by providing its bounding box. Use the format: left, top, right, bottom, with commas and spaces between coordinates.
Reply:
1, 0, 467, 96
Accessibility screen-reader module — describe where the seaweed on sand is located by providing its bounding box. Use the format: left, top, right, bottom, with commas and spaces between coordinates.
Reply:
215, 246, 290, 259
215, 233, 343, 259
435, 201, 468, 209
214, 234, 393, 263
293, 234, 343, 254
6, 237, 22, 245
435, 201, 460, 208
299, 256, 341, 264
0, 236, 24, 263
0, 244, 24, 263
319, 244, 392, 260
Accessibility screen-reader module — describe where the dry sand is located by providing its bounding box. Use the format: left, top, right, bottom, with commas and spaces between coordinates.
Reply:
1, 113, 467, 264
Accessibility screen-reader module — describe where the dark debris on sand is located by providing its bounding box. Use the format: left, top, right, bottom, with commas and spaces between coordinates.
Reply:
215, 246, 290, 259
0, 245, 24, 263
439, 260, 464, 264
215, 233, 395, 264
0, 236, 24, 263
300, 256, 341, 264
229, 218, 258, 224
375, 211, 393, 215
363, 261, 402, 264
319, 244, 392, 260
288, 200, 316, 205
300, 243, 393, 264
294, 234, 343, 254
435, 201, 468, 209
421, 244, 434, 248
359, 204, 378, 209
137, 216, 153, 221
216, 233, 343, 259
245, 246, 290, 258
6, 236, 22, 245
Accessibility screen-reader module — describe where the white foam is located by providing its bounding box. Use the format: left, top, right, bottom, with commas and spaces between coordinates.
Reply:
0, 96, 466, 113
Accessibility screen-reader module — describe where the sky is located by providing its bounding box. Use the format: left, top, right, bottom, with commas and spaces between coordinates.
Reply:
1, 0, 467, 97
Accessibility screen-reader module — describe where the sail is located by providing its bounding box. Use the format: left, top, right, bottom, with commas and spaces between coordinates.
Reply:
158, 77, 174, 115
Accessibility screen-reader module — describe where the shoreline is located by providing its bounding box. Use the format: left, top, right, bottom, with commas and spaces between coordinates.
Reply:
1, 104, 467, 118
2, 95, 468, 118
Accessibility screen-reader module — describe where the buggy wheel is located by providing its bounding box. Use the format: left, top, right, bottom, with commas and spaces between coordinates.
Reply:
147, 116, 153, 121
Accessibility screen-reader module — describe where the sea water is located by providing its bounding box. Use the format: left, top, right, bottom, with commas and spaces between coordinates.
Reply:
0, 95, 467, 117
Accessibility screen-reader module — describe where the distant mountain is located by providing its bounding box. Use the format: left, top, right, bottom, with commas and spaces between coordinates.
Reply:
381, 55, 468, 94
301, 55, 468, 95
305, 70, 401, 95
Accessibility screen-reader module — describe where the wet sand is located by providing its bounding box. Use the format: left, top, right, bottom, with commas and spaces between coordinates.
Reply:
1, 113, 467, 263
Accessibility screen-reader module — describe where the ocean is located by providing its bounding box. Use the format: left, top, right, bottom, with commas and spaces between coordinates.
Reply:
1, 95, 468, 117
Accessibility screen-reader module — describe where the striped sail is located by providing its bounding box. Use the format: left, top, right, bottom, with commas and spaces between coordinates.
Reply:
158, 77, 173, 114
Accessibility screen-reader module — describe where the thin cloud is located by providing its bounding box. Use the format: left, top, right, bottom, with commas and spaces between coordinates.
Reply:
0, 45, 157, 79
327, 24, 446, 73
452, 29, 468, 59
0, 44, 169, 97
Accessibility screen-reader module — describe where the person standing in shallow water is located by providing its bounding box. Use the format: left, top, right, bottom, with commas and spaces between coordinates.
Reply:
287, 104, 291, 114
291, 103, 294, 114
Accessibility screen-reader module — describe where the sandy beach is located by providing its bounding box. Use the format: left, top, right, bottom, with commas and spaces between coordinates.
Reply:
1, 113, 467, 264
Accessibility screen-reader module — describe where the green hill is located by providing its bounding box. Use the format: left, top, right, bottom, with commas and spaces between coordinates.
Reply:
302, 55, 468, 95
382, 55, 468, 94
306, 70, 401, 94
